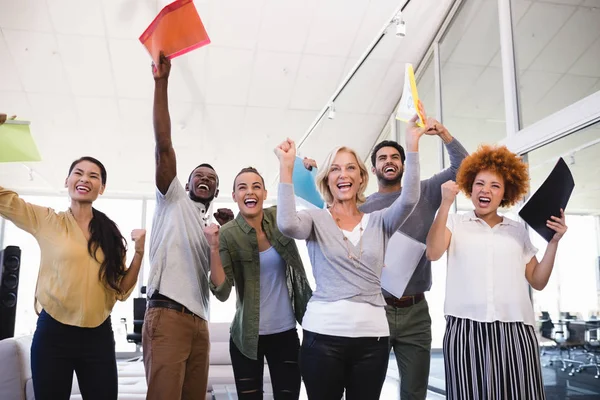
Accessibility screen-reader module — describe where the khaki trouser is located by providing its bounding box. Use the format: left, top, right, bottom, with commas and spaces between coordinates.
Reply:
142, 307, 210, 400
386, 297, 432, 400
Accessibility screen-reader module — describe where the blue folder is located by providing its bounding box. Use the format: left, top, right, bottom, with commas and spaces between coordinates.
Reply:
292, 157, 325, 209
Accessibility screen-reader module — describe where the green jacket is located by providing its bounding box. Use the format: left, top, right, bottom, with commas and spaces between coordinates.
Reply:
209, 206, 312, 360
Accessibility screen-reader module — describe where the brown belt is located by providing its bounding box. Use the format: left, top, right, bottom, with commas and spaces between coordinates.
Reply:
385, 293, 425, 308
147, 294, 196, 317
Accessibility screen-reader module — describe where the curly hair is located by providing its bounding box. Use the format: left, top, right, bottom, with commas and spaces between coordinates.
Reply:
456, 145, 529, 208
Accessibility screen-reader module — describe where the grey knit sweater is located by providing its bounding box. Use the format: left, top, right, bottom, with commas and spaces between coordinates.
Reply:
277, 152, 420, 307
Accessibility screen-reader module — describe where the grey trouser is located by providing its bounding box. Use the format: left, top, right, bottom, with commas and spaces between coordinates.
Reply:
386, 297, 432, 400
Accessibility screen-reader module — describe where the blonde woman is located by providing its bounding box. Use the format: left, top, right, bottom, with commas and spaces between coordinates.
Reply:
274, 115, 429, 400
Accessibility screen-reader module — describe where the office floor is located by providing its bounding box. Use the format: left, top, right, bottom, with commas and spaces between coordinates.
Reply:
422, 352, 600, 400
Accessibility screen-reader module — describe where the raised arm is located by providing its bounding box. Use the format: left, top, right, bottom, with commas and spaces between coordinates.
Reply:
275, 138, 314, 240
152, 52, 177, 195
381, 114, 427, 235
206, 224, 234, 302
525, 209, 568, 291
0, 186, 48, 235
422, 123, 469, 204
426, 181, 459, 260
117, 229, 146, 298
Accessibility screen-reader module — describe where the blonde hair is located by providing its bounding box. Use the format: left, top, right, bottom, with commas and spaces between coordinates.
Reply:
315, 146, 370, 206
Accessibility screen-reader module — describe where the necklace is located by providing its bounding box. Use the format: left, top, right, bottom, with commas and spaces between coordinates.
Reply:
331, 208, 364, 268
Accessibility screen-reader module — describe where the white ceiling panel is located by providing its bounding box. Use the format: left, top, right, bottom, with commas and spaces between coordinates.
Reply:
247, 51, 302, 108
349, 0, 402, 60
257, 0, 318, 53
534, 74, 598, 120
208, 0, 265, 50
109, 38, 154, 99
448, 0, 501, 67
0, 0, 54, 32
529, 7, 600, 74
205, 47, 254, 106
74, 97, 120, 138
167, 50, 208, 103
303, 0, 370, 57
569, 37, 600, 77
57, 34, 115, 97
518, 70, 563, 110
0, 32, 23, 92
0, 92, 31, 121
47, 0, 106, 36
289, 54, 346, 110
369, 61, 406, 115
453, 66, 504, 119
512, 2, 575, 71
335, 58, 389, 114
102, 0, 158, 40
3, 29, 69, 94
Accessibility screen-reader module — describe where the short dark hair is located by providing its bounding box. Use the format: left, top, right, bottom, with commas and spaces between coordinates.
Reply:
233, 167, 265, 191
188, 163, 219, 186
371, 140, 406, 167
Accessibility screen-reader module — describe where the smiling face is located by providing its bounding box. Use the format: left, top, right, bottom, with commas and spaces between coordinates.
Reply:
188, 166, 219, 203
471, 169, 505, 218
327, 150, 364, 204
65, 160, 105, 203
373, 146, 404, 184
233, 172, 266, 219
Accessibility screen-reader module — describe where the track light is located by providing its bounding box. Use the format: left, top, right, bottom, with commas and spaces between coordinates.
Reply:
393, 12, 406, 37
328, 103, 336, 120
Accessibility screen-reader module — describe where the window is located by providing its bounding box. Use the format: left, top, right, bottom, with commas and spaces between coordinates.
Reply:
511, 0, 600, 127
525, 121, 600, 320
439, 0, 506, 157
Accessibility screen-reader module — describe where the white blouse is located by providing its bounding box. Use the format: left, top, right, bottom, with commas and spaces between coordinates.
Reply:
444, 211, 539, 327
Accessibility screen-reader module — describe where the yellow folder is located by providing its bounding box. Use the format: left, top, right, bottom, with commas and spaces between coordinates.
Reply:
0, 120, 42, 162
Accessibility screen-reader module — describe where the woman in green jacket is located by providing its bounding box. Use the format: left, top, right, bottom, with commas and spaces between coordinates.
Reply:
209, 166, 312, 400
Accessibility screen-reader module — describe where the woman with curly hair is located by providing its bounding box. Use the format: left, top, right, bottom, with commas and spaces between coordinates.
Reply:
426, 145, 567, 400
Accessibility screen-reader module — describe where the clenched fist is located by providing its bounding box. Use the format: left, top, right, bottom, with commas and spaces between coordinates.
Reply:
203, 223, 220, 248
441, 180, 460, 206
131, 229, 146, 255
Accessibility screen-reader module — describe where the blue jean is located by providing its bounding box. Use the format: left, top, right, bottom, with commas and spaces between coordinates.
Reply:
299, 330, 389, 400
31, 310, 118, 400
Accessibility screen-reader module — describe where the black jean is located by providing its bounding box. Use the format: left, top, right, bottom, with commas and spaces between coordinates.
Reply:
299, 330, 390, 400
31, 310, 118, 400
229, 328, 301, 399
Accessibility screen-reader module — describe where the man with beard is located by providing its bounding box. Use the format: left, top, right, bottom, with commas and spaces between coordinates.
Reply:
143, 52, 233, 400
359, 119, 468, 400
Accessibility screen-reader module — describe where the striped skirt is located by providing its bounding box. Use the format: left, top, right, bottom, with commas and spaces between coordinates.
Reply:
443, 316, 546, 400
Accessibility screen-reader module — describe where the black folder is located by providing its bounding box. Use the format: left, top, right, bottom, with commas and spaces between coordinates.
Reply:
519, 157, 575, 242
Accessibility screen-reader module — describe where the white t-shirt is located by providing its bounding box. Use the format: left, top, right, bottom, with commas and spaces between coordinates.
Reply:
445, 211, 539, 327
147, 177, 212, 320
302, 213, 390, 337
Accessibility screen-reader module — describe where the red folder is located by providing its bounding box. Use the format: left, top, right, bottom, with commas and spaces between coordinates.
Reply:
139, 0, 210, 64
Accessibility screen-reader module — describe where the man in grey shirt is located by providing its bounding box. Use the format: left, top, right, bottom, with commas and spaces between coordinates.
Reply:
360, 121, 468, 400
143, 52, 233, 400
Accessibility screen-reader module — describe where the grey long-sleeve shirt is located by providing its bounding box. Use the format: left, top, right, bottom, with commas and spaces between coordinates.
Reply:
360, 139, 469, 297
277, 152, 420, 307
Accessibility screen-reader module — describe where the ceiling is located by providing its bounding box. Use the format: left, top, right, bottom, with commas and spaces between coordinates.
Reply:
0, 0, 453, 198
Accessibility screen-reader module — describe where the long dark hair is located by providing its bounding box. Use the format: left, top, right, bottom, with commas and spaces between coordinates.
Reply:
68, 157, 127, 294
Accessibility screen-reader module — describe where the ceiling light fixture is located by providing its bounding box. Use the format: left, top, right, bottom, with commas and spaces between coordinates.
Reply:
327, 103, 336, 120
393, 12, 406, 37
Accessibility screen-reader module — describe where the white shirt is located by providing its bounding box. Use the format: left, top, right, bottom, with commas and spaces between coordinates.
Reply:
147, 177, 212, 320
445, 211, 538, 327
302, 213, 390, 337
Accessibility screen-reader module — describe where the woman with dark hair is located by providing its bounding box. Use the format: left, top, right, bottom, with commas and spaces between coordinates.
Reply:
209, 166, 312, 399
426, 145, 567, 400
0, 156, 146, 400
